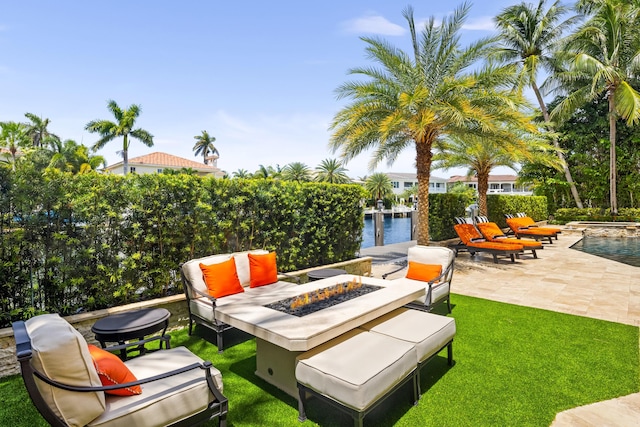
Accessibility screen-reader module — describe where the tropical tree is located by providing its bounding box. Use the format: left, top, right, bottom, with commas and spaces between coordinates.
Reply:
433, 131, 559, 216
315, 158, 351, 183
24, 113, 59, 148
282, 162, 312, 182
550, 0, 640, 214
364, 173, 393, 202
232, 168, 251, 178
85, 100, 154, 174
253, 164, 282, 179
494, 0, 583, 208
0, 121, 30, 169
48, 139, 106, 174
193, 130, 218, 165
330, 3, 535, 244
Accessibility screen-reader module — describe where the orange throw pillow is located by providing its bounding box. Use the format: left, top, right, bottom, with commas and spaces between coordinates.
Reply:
199, 258, 245, 298
406, 261, 442, 282
87, 344, 141, 396
248, 252, 278, 288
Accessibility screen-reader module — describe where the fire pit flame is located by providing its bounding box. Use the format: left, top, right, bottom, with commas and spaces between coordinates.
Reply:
290, 277, 363, 310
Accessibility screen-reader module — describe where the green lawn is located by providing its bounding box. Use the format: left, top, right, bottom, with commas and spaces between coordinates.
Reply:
1, 294, 638, 426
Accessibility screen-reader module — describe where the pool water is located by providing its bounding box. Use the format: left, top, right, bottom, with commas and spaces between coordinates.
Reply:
361, 217, 411, 249
571, 236, 640, 267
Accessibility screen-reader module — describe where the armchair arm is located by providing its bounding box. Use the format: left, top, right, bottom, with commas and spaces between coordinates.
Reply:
382, 260, 408, 279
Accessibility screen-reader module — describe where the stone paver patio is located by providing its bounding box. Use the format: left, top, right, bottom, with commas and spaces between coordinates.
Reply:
363, 230, 640, 426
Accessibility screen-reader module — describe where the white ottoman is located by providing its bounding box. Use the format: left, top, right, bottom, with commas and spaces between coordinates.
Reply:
359, 307, 456, 396
295, 329, 418, 427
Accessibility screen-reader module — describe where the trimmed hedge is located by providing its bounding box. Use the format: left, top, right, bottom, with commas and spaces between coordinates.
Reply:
553, 208, 640, 224
0, 170, 367, 326
428, 193, 468, 241
486, 195, 549, 228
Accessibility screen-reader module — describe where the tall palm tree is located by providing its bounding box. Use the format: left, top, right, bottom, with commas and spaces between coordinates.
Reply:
494, 0, 583, 208
315, 158, 351, 183
232, 168, 251, 178
330, 4, 535, 244
551, 0, 640, 214
193, 130, 218, 165
0, 121, 29, 169
85, 100, 154, 174
253, 164, 282, 179
282, 162, 312, 182
24, 113, 60, 149
364, 173, 393, 202
434, 131, 559, 216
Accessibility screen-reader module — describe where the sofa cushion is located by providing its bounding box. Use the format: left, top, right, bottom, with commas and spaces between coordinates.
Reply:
87, 344, 142, 396
182, 254, 231, 298
406, 262, 442, 282
25, 314, 106, 426
248, 251, 278, 288
233, 249, 269, 287
200, 258, 245, 298
295, 329, 416, 411
87, 347, 223, 427
360, 308, 456, 364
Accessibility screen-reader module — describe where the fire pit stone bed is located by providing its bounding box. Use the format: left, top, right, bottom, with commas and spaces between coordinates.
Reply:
265, 281, 382, 317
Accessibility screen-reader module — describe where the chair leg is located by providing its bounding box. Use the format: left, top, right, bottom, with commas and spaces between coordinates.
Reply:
297, 387, 307, 422
447, 341, 453, 366
532, 249, 537, 259
216, 330, 224, 354
447, 297, 452, 313
188, 317, 193, 336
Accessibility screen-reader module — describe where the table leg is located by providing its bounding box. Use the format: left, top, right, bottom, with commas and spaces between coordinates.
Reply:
254, 338, 302, 398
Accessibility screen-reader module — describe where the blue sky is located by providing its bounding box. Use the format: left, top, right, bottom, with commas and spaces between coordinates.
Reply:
1, 0, 518, 178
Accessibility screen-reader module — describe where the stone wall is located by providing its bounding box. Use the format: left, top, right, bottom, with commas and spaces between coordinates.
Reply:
0, 256, 372, 378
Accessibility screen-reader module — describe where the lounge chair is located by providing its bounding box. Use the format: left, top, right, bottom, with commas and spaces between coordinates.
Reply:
452, 220, 524, 263
474, 216, 542, 259
504, 213, 560, 244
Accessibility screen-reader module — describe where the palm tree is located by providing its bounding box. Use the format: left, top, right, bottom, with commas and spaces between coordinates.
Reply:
494, 0, 583, 208
232, 168, 251, 178
253, 164, 282, 179
551, 0, 640, 214
364, 173, 393, 202
48, 139, 106, 174
282, 162, 312, 182
24, 113, 60, 149
434, 131, 559, 216
315, 158, 351, 183
0, 121, 29, 169
193, 130, 218, 165
330, 4, 535, 244
85, 100, 154, 174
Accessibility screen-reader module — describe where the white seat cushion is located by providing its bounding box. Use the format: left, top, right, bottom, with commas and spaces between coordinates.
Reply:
88, 347, 222, 427
25, 314, 106, 427
359, 308, 456, 364
295, 329, 416, 411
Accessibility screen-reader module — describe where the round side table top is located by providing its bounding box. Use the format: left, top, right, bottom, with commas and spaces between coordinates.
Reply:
307, 268, 348, 281
91, 308, 170, 335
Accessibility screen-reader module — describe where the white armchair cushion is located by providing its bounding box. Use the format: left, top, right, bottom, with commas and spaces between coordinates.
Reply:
25, 314, 106, 427
87, 347, 223, 427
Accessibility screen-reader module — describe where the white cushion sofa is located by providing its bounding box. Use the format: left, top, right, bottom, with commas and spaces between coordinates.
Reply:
13, 313, 228, 427
180, 250, 300, 352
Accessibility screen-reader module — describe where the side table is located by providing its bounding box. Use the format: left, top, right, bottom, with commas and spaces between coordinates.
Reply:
91, 308, 171, 360
306, 268, 348, 282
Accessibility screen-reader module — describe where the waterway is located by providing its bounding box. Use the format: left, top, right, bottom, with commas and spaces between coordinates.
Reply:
361, 216, 412, 249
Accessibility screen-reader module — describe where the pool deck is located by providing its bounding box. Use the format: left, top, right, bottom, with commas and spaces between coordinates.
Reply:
362, 230, 640, 426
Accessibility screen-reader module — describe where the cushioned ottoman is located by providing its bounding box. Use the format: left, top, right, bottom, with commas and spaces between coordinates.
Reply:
359, 307, 456, 396
295, 329, 417, 427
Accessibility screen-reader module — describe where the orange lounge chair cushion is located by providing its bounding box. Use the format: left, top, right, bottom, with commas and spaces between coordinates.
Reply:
507, 217, 558, 235
454, 224, 523, 251
477, 222, 541, 248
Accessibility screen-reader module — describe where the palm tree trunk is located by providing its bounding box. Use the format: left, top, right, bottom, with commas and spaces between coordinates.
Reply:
415, 139, 432, 245
477, 170, 489, 217
609, 95, 618, 215
532, 82, 583, 208
123, 135, 129, 175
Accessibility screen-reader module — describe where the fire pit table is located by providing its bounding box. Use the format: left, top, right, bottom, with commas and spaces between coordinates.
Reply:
214, 274, 425, 396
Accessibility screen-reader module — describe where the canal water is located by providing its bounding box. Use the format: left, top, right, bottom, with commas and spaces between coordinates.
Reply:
361, 216, 412, 249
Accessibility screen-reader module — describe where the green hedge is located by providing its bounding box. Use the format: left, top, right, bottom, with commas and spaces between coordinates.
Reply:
0, 170, 366, 327
428, 193, 468, 241
553, 208, 640, 224
486, 195, 549, 228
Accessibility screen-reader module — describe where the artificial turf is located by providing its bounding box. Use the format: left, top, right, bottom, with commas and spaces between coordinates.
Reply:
1, 294, 638, 426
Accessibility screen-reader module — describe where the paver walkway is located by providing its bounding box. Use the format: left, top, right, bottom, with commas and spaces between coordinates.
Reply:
362, 230, 640, 426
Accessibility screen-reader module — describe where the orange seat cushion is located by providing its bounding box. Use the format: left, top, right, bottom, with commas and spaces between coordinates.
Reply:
406, 261, 442, 282
199, 258, 245, 298
248, 251, 278, 288
453, 223, 483, 244
87, 344, 141, 396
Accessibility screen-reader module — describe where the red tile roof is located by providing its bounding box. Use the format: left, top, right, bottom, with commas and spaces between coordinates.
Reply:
126, 152, 217, 169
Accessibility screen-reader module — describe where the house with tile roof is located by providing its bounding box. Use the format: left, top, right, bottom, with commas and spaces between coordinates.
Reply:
385, 172, 448, 195
447, 174, 531, 195
104, 152, 225, 177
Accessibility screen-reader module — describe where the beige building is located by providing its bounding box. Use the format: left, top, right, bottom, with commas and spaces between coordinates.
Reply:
385, 172, 448, 196
447, 174, 531, 195
104, 152, 225, 178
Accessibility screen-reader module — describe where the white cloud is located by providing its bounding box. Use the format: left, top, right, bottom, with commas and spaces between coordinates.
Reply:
342, 14, 406, 36
463, 16, 496, 31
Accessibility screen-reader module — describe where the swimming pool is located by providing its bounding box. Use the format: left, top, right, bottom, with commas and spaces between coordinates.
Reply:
571, 236, 640, 267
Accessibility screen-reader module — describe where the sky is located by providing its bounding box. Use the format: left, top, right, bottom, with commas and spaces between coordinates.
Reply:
0, 0, 520, 179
